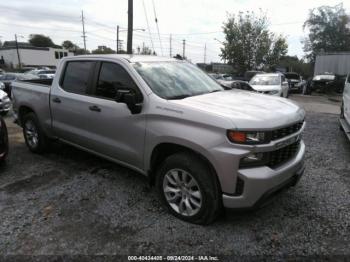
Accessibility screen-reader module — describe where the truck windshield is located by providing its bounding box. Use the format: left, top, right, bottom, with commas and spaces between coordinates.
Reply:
133, 61, 223, 99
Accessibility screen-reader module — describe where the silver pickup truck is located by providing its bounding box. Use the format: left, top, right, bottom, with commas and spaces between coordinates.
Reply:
12, 55, 306, 224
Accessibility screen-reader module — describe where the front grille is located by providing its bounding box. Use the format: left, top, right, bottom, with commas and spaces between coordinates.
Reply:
267, 141, 300, 168
271, 121, 304, 141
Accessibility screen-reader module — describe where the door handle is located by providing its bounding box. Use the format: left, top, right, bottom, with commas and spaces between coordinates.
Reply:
89, 105, 101, 112
52, 97, 61, 103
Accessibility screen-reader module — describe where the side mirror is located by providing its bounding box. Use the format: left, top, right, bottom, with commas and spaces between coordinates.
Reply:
115, 89, 142, 114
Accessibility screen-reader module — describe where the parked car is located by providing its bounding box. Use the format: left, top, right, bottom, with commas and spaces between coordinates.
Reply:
311, 74, 346, 94
340, 74, 350, 140
0, 73, 39, 98
0, 90, 11, 116
208, 73, 234, 89
230, 80, 255, 91
249, 73, 289, 98
12, 55, 306, 224
244, 70, 264, 81
0, 116, 8, 164
284, 72, 306, 93
26, 69, 56, 79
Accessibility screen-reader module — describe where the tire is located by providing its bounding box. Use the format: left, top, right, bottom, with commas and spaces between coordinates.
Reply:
340, 102, 345, 131
0, 118, 8, 165
22, 113, 49, 153
155, 152, 222, 225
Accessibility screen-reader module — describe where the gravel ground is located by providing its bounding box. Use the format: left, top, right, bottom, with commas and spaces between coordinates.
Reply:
0, 95, 349, 259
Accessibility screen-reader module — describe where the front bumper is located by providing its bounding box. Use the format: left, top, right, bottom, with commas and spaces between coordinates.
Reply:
222, 140, 305, 209
0, 100, 11, 112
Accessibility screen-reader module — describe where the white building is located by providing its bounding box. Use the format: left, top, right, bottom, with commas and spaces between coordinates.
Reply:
0, 43, 74, 68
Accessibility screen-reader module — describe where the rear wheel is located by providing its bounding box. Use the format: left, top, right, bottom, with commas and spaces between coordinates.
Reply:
22, 113, 49, 153
156, 152, 222, 225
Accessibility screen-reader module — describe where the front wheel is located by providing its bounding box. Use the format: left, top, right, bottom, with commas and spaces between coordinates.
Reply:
22, 113, 49, 153
156, 152, 222, 225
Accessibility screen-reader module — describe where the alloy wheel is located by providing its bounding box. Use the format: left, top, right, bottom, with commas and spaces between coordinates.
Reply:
163, 168, 202, 217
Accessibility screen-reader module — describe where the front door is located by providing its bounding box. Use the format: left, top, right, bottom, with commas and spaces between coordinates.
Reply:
51, 60, 146, 170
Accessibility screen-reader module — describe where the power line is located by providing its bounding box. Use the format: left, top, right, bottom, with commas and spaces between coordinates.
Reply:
151, 0, 163, 56
142, 0, 155, 52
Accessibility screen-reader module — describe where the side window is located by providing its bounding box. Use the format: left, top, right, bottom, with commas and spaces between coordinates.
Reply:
347, 74, 350, 83
95, 62, 140, 100
61, 61, 95, 95
55, 51, 59, 59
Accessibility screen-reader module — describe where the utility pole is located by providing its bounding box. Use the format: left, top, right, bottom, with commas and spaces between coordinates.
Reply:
81, 10, 87, 53
182, 39, 186, 59
169, 34, 172, 57
116, 25, 120, 53
204, 43, 207, 63
14, 34, 21, 69
127, 0, 133, 54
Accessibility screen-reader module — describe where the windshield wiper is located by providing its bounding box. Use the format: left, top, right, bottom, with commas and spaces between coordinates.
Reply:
209, 89, 223, 93
167, 94, 192, 100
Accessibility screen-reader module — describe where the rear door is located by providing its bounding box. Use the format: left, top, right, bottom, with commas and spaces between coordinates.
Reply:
344, 74, 350, 124
50, 60, 99, 149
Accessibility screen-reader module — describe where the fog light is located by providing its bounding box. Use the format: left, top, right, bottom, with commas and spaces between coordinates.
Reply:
240, 152, 265, 168
243, 153, 264, 163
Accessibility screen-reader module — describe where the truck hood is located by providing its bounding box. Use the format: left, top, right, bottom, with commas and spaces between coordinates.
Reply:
250, 85, 280, 92
170, 90, 305, 129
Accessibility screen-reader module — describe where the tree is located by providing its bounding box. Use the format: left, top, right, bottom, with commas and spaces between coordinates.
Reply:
220, 11, 288, 73
275, 55, 313, 78
62, 40, 76, 51
303, 3, 350, 62
61, 40, 87, 54
29, 34, 56, 47
91, 45, 116, 54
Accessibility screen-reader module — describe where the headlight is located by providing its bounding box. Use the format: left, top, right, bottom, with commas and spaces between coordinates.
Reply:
227, 131, 266, 144
268, 90, 279, 95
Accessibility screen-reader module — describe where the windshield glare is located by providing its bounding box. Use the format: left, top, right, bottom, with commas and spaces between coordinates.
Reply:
133, 61, 223, 99
250, 75, 281, 86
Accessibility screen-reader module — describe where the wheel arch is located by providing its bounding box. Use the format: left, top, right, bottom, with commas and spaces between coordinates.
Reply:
18, 105, 36, 126
147, 142, 221, 192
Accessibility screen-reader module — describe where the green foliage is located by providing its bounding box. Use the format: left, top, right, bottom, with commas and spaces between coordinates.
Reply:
61, 40, 86, 54
91, 45, 116, 54
276, 56, 313, 78
29, 34, 56, 48
62, 40, 76, 51
220, 11, 288, 73
303, 3, 350, 62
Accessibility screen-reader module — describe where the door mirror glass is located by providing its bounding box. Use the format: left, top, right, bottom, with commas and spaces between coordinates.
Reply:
115, 89, 142, 114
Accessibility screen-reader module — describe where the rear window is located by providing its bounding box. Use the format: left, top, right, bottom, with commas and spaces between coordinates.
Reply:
61, 61, 95, 95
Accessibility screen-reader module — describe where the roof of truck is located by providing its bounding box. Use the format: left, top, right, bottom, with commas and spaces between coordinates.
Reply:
66, 54, 177, 63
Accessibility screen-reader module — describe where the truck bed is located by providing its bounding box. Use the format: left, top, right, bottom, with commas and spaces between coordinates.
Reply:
11, 80, 53, 135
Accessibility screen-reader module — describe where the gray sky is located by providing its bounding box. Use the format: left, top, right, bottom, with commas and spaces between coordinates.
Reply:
0, 0, 349, 63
